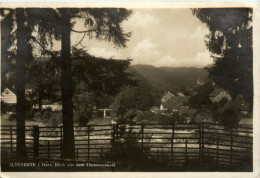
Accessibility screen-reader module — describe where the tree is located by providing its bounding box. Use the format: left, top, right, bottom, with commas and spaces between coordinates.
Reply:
110, 86, 154, 118
1, 9, 15, 91
15, 8, 27, 161
192, 8, 253, 103
189, 82, 214, 109
1, 8, 62, 160
217, 108, 240, 129
55, 8, 132, 159
1, 8, 132, 159
26, 58, 61, 110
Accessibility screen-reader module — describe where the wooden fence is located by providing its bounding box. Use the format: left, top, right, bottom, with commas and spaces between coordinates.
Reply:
1, 123, 253, 171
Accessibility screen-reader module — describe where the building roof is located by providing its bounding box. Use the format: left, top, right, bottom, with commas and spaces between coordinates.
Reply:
150, 106, 159, 111
162, 96, 190, 110
209, 88, 223, 97
2, 88, 16, 95
239, 118, 252, 126
161, 91, 175, 103
172, 103, 183, 110
172, 96, 190, 103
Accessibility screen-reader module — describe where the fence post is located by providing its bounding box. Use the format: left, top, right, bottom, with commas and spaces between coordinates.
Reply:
199, 123, 202, 168
87, 125, 90, 160
33, 125, 39, 160
10, 126, 13, 153
48, 141, 50, 163
141, 123, 144, 151
60, 126, 63, 158
201, 123, 204, 168
101, 146, 104, 160
185, 140, 188, 170
171, 123, 175, 168
216, 139, 219, 171
157, 150, 159, 163
230, 128, 233, 170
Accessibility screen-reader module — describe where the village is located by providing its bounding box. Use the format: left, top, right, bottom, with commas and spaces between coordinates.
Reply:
1, 75, 252, 128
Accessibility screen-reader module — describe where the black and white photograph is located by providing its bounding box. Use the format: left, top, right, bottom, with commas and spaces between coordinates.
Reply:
0, 2, 259, 176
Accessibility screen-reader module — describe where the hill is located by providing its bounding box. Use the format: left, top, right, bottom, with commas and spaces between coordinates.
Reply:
130, 64, 208, 90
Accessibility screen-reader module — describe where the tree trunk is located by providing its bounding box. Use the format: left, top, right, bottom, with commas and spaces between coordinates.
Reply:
60, 8, 75, 159
16, 8, 27, 161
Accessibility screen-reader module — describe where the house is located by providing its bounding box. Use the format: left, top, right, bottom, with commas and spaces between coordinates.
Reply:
160, 96, 190, 110
172, 103, 183, 112
150, 106, 160, 113
209, 88, 232, 103
176, 92, 185, 96
161, 91, 175, 103
1, 88, 17, 104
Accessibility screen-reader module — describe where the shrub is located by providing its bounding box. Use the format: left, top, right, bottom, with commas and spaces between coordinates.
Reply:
219, 108, 240, 129
9, 113, 16, 121
40, 109, 62, 126
34, 111, 42, 118
1, 101, 8, 114
48, 112, 62, 126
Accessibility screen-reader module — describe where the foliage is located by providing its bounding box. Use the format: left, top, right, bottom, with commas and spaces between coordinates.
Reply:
73, 93, 94, 126
40, 108, 62, 126
26, 58, 61, 110
213, 108, 240, 129
192, 8, 253, 103
105, 110, 154, 171
110, 86, 154, 118
1, 102, 16, 114
72, 48, 137, 97
189, 82, 214, 109
135, 111, 185, 124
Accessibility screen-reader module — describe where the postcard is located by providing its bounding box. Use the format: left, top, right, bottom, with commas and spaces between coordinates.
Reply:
0, 1, 259, 178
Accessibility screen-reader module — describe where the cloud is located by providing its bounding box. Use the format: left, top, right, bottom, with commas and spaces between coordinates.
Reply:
191, 51, 213, 67
88, 47, 122, 59
189, 26, 209, 39
126, 11, 159, 29
131, 39, 161, 64
153, 51, 213, 67
153, 55, 178, 67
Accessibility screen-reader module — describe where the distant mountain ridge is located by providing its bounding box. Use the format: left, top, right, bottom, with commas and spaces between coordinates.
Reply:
129, 64, 208, 90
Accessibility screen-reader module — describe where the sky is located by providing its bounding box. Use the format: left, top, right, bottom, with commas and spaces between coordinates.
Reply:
71, 8, 213, 68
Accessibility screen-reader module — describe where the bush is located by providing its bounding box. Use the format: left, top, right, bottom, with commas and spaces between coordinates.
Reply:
104, 114, 155, 171
48, 112, 62, 126
40, 109, 62, 126
41, 109, 52, 121
75, 113, 90, 126
1, 101, 8, 114
9, 113, 16, 121
34, 111, 42, 118
1, 102, 16, 114
219, 108, 240, 129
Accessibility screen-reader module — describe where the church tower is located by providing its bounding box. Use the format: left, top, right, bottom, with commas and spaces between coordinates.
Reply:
197, 76, 203, 86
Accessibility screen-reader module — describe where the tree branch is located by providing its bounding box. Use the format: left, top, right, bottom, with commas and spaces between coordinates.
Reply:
29, 36, 58, 59
74, 32, 86, 48
71, 29, 99, 33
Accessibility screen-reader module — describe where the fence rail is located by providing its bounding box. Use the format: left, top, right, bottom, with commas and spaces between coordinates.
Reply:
1, 123, 253, 171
